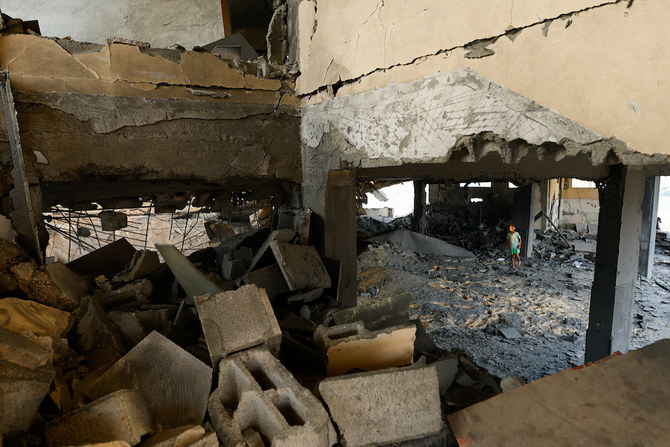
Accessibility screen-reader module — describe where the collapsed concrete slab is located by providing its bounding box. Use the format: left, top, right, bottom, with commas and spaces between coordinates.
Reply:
0, 297, 72, 338
319, 364, 443, 447
448, 339, 670, 446
66, 238, 137, 278
314, 323, 416, 376
113, 249, 161, 283
208, 347, 333, 447
195, 285, 282, 367
0, 358, 55, 433
44, 389, 153, 447
331, 293, 412, 330
87, 331, 212, 430
370, 230, 475, 258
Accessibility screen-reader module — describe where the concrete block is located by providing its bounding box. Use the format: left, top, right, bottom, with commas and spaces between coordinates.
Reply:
269, 241, 331, 291
314, 323, 416, 376
332, 292, 412, 330
44, 389, 153, 447
139, 425, 205, 447
247, 229, 296, 273
11, 261, 88, 311
0, 297, 72, 338
195, 285, 281, 366
242, 264, 290, 300
113, 249, 161, 283
88, 331, 212, 430
0, 326, 53, 369
319, 364, 443, 446
0, 359, 55, 433
77, 295, 125, 353
208, 347, 333, 447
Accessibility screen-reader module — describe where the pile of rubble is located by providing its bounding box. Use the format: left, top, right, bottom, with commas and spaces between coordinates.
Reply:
1, 208, 515, 447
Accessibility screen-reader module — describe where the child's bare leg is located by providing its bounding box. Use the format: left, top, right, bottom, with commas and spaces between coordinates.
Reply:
517, 254, 521, 264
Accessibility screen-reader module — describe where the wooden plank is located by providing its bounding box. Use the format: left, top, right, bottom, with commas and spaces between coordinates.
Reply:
448, 339, 670, 446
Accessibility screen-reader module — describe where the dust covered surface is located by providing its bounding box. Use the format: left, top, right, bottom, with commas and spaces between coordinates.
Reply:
357, 232, 670, 382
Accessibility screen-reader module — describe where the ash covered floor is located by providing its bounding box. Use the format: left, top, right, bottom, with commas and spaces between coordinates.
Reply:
357, 223, 670, 382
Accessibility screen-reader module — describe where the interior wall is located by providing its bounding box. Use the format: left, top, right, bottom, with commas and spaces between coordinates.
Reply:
297, 0, 670, 157
0, 0, 225, 49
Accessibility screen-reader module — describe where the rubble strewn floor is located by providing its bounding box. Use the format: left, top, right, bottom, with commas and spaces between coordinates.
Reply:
357, 220, 670, 382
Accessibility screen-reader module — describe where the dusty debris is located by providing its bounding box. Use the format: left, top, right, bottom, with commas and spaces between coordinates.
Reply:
44, 389, 153, 447
319, 364, 444, 447
87, 332, 212, 430
371, 229, 476, 258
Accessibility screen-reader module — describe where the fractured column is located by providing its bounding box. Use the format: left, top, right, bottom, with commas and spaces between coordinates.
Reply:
585, 166, 646, 362
412, 181, 427, 234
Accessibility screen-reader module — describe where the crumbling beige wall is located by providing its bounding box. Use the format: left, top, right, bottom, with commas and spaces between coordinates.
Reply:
0, 0, 224, 49
297, 0, 670, 156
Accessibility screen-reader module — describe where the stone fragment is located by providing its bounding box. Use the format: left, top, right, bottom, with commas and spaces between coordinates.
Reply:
208, 347, 333, 447
0, 359, 55, 433
269, 241, 331, 291
500, 375, 525, 392
77, 295, 125, 353
314, 323, 416, 376
188, 432, 218, 447
242, 264, 290, 300
0, 297, 72, 337
113, 250, 161, 283
0, 326, 53, 369
139, 425, 205, 447
0, 237, 29, 270
88, 331, 212, 430
11, 261, 88, 311
44, 389, 153, 447
98, 278, 153, 310
195, 285, 281, 367
98, 211, 129, 231
332, 293, 412, 330
108, 308, 173, 348
319, 364, 443, 447
246, 229, 296, 272
435, 355, 459, 396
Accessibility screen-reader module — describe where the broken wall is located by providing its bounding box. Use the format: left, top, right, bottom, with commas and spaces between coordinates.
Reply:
0, 0, 225, 49
0, 34, 301, 208
560, 181, 599, 227
297, 0, 670, 157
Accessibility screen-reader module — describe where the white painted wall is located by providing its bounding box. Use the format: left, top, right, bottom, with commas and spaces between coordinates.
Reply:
0, 0, 224, 49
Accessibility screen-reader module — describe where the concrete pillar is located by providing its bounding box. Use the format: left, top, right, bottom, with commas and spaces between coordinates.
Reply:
412, 181, 427, 234
638, 176, 660, 278
511, 184, 537, 259
585, 166, 645, 362
324, 169, 357, 308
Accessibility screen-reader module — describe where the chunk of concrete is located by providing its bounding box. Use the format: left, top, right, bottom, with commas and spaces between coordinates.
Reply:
88, 331, 212, 430
208, 347, 333, 447
11, 261, 89, 311
0, 359, 55, 433
195, 285, 281, 367
314, 323, 416, 376
108, 308, 173, 348
319, 364, 443, 446
435, 355, 459, 396
67, 238, 136, 278
44, 389, 153, 447
500, 375, 525, 392
98, 211, 129, 231
97, 278, 153, 310
156, 244, 224, 303
0, 297, 72, 338
246, 229, 296, 273
113, 250, 161, 283
139, 425, 205, 447
0, 326, 53, 370
269, 241, 331, 291
188, 432, 218, 447
0, 237, 29, 270
370, 229, 475, 258
332, 293, 412, 330
77, 295, 125, 353
242, 264, 290, 300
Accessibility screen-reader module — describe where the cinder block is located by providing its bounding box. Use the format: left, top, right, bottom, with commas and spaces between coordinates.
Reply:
318, 364, 443, 447
314, 323, 416, 376
208, 347, 333, 447
195, 285, 281, 366
44, 389, 153, 447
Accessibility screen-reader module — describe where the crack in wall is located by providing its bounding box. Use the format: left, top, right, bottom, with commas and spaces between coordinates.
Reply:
300, 0, 626, 99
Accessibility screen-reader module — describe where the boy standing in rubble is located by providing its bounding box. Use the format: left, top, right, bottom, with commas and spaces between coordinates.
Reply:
506, 223, 522, 267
